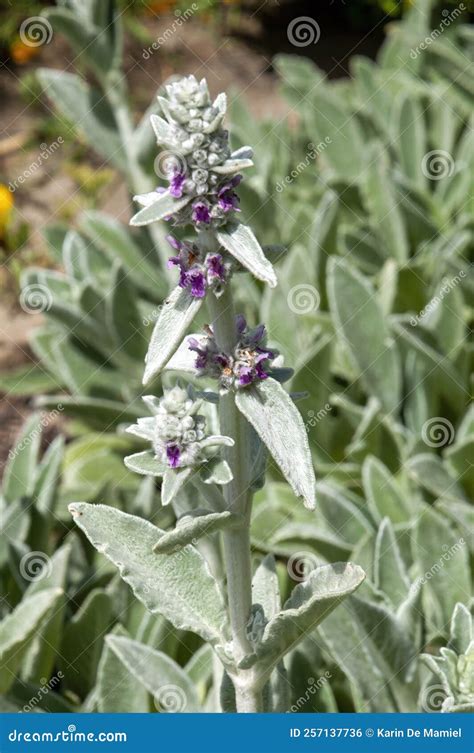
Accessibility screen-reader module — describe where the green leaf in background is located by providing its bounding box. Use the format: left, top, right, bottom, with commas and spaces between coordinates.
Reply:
374, 518, 411, 609
58, 589, 114, 698
361, 144, 409, 263
79, 211, 168, 300
21, 544, 71, 685
37, 69, 125, 169
393, 322, 466, 413
318, 594, 418, 712
446, 437, 474, 500
107, 264, 147, 361
394, 93, 426, 190
104, 636, 201, 712
62, 230, 91, 283
43, 6, 120, 76
317, 483, 373, 548
2, 413, 42, 504
97, 626, 149, 713
327, 258, 402, 414
0, 499, 29, 569
0, 363, 62, 396
34, 435, 64, 517
448, 603, 472, 656
414, 507, 471, 633
252, 554, 281, 621
307, 90, 365, 181
406, 453, 467, 503
362, 456, 410, 524
0, 589, 62, 694
37, 395, 141, 430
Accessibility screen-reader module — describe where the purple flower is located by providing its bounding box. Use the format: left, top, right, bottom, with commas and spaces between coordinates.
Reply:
206, 253, 226, 281
236, 314, 247, 335
169, 172, 186, 198
254, 351, 271, 381
166, 443, 181, 468
166, 234, 182, 251
166, 238, 230, 299
189, 316, 277, 391
186, 268, 207, 298
188, 337, 210, 370
218, 175, 242, 213
237, 365, 254, 386
168, 254, 188, 288
192, 202, 211, 224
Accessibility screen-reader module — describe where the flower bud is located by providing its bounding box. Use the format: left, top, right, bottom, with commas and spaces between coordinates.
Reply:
141, 75, 253, 229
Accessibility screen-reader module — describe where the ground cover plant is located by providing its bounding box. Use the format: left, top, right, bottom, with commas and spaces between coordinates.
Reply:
0, 0, 472, 715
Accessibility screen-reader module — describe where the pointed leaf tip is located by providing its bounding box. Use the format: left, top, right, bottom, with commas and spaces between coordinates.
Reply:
142, 286, 203, 385
217, 224, 277, 287
236, 378, 316, 509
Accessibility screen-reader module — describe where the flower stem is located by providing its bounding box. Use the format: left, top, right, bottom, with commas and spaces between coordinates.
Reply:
207, 282, 262, 712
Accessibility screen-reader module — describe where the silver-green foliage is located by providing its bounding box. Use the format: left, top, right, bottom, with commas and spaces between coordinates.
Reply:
2, 0, 472, 715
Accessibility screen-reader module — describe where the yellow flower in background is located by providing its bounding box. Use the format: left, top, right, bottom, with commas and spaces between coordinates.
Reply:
10, 37, 41, 65
0, 185, 14, 235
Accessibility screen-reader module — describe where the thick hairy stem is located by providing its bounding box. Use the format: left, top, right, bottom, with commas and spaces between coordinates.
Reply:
207, 282, 262, 712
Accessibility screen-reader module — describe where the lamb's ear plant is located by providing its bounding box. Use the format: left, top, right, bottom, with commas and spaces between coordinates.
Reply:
70, 75, 365, 712
420, 602, 473, 713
